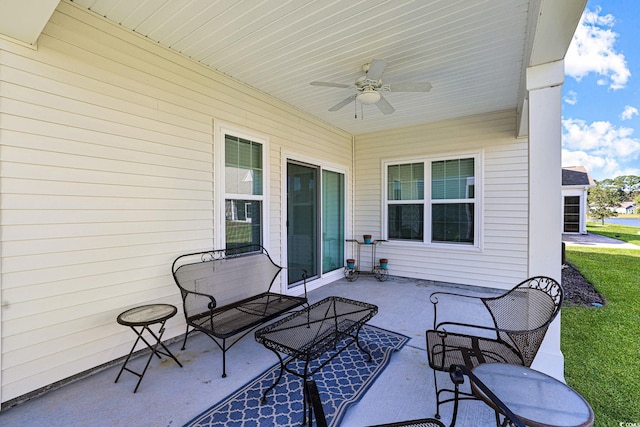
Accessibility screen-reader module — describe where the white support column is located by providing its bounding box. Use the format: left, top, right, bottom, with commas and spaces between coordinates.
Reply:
527, 60, 565, 381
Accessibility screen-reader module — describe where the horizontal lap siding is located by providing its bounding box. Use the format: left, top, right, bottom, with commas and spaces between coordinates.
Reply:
0, 2, 351, 402
354, 110, 528, 289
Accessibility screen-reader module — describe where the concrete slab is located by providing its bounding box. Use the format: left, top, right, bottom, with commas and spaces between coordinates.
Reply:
0, 277, 503, 427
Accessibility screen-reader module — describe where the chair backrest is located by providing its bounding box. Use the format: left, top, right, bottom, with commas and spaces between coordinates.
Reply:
172, 244, 282, 318
482, 276, 563, 366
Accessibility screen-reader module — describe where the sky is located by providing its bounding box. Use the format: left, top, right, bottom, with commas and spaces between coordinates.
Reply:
562, 0, 639, 181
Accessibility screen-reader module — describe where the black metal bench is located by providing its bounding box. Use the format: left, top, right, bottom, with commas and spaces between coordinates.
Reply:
171, 244, 308, 377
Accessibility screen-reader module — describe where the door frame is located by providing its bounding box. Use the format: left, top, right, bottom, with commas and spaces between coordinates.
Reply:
281, 150, 350, 294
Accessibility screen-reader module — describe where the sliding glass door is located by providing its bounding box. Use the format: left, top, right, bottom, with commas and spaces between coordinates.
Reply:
287, 161, 345, 286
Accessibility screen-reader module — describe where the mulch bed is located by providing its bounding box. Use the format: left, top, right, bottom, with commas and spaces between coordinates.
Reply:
561, 263, 606, 307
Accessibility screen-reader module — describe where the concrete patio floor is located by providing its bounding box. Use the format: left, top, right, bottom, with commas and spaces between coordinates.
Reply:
0, 276, 501, 427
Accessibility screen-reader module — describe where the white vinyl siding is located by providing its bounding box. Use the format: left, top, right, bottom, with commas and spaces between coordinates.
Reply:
0, 2, 352, 402
354, 110, 528, 289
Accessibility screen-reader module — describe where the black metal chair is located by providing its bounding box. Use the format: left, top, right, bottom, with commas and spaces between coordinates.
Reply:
305, 380, 328, 427
426, 276, 563, 419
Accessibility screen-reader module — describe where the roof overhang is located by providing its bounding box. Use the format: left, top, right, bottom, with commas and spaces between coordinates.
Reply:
1, 0, 587, 136
0, 0, 59, 46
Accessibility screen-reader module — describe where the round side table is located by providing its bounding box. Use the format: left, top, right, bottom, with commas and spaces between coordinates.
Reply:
115, 304, 183, 393
472, 363, 594, 427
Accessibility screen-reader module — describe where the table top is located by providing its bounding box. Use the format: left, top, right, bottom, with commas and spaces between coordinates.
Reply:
472, 363, 594, 427
117, 304, 177, 326
255, 296, 378, 360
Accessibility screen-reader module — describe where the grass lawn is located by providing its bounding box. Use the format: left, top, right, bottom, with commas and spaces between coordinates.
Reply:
563, 224, 640, 426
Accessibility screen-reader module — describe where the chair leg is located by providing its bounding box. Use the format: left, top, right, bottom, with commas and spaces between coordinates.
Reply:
181, 325, 190, 350
433, 368, 442, 419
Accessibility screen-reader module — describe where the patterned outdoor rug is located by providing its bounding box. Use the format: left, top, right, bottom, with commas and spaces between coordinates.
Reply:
184, 325, 408, 427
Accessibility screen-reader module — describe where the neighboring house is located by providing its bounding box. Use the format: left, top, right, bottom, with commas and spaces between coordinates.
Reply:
0, 0, 586, 406
562, 166, 596, 234
614, 202, 637, 215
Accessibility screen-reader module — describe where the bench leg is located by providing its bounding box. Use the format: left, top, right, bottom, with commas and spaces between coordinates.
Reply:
221, 338, 227, 378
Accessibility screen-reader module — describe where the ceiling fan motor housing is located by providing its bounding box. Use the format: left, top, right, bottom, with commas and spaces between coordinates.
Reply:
356, 87, 381, 105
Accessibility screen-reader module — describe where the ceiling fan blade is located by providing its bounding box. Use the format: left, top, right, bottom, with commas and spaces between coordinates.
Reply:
388, 82, 432, 92
376, 94, 395, 115
366, 59, 387, 81
329, 94, 357, 111
311, 81, 351, 88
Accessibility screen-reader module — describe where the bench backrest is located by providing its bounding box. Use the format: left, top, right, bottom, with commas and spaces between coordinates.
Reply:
172, 244, 282, 316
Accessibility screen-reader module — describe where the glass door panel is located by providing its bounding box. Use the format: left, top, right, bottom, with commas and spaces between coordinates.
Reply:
287, 162, 318, 285
322, 170, 345, 273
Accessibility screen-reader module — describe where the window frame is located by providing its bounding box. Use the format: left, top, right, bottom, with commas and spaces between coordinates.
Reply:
382, 152, 482, 249
215, 122, 269, 250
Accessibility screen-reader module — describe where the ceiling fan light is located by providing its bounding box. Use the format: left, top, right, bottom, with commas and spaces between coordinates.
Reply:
356, 89, 381, 105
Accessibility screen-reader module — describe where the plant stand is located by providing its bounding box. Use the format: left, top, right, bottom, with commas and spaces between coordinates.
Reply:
344, 239, 388, 282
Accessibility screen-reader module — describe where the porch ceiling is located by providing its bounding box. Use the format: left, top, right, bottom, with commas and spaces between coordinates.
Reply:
4, 0, 585, 135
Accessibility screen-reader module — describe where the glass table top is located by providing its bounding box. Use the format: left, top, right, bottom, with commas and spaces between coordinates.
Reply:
117, 304, 177, 326
472, 363, 594, 427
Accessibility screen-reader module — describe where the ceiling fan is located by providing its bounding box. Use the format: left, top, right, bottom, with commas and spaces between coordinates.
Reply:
310, 59, 432, 115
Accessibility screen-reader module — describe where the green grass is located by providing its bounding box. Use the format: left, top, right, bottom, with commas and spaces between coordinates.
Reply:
586, 222, 640, 245
563, 237, 640, 426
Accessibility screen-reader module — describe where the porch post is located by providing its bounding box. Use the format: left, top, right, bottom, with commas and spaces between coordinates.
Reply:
526, 60, 565, 380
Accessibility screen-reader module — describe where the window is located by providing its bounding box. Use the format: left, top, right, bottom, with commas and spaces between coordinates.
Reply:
385, 155, 479, 246
387, 163, 424, 240
563, 196, 580, 233
431, 158, 475, 243
224, 133, 264, 250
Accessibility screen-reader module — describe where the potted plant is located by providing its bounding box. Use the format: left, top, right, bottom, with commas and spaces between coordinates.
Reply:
363, 234, 372, 244
346, 258, 356, 269
379, 258, 388, 269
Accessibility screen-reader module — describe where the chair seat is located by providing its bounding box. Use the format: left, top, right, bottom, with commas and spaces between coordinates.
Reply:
426, 330, 524, 371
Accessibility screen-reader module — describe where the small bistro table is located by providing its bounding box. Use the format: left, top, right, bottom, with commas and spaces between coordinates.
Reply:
255, 296, 378, 423
115, 304, 183, 393
472, 363, 594, 427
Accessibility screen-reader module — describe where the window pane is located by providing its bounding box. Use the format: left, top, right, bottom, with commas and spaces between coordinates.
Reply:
388, 204, 423, 240
432, 203, 474, 243
388, 163, 424, 200
225, 135, 263, 195
226, 200, 262, 250
432, 158, 474, 200
322, 170, 345, 273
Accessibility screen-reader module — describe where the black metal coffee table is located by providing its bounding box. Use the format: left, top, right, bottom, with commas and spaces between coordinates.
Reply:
255, 296, 378, 422
115, 304, 183, 392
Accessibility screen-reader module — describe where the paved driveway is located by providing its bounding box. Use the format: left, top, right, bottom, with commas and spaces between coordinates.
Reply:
562, 233, 640, 249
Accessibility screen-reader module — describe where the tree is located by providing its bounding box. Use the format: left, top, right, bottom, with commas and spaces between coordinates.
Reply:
612, 175, 640, 197
588, 181, 624, 224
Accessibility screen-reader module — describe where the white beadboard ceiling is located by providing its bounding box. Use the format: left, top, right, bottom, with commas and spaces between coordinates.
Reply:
62, 0, 582, 135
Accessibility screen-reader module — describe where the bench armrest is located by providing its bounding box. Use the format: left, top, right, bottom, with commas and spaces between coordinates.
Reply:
179, 287, 218, 316
281, 267, 309, 299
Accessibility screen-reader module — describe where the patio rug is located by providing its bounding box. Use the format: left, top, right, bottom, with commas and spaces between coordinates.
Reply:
184, 325, 408, 427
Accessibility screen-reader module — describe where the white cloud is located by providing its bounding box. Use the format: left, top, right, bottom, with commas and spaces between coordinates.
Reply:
562, 118, 640, 180
565, 7, 630, 90
564, 90, 577, 105
621, 105, 638, 120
